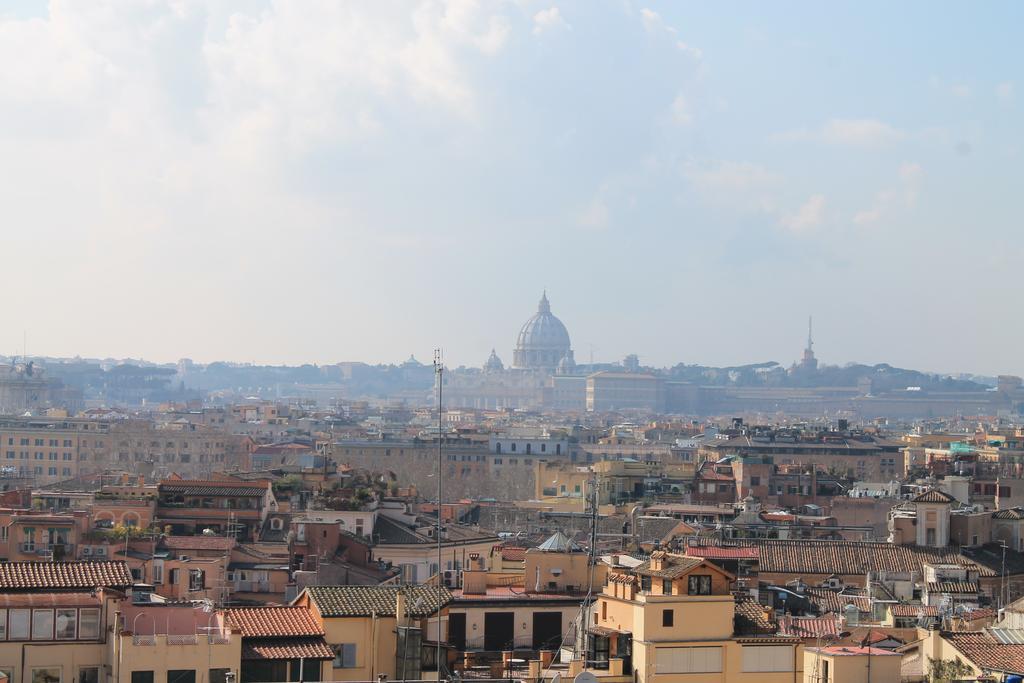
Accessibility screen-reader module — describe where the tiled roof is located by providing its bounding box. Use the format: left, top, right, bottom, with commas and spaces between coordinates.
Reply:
242, 637, 335, 661
943, 631, 1024, 674
304, 585, 452, 618
994, 508, 1024, 520
804, 588, 871, 615
733, 597, 775, 635
500, 547, 526, 562
778, 615, 841, 639
162, 536, 237, 551
889, 603, 939, 618
160, 481, 267, 497
910, 489, 956, 504
228, 607, 323, 637
927, 581, 979, 594
686, 546, 759, 560
634, 553, 704, 579
749, 539, 991, 576
0, 561, 132, 590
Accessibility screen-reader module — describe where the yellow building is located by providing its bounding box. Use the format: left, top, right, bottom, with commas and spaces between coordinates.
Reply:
293, 584, 452, 681
591, 551, 803, 683
802, 645, 901, 683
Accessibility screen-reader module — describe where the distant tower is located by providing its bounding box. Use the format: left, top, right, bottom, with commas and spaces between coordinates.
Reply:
800, 316, 818, 371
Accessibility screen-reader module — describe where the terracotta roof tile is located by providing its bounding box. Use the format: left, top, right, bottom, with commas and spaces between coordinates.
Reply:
305, 585, 451, 618
943, 631, 1024, 674
228, 607, 323, 637
910, 489, 956, 504
0, 561, 132, 590
734, 597, 775, 635
889, 604, 939, 618
926, 581, 979, 594
778, 615, 841, 639
635, 553, 705, 579
242, 637, 335, 660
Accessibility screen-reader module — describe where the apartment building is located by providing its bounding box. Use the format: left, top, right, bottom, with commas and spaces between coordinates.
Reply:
0, 417, 245, 485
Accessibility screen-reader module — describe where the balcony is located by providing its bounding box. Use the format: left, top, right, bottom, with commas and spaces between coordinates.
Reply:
19, 543, 74, 557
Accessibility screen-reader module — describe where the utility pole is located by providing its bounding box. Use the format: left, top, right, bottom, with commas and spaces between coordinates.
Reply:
433, 348, 444, 678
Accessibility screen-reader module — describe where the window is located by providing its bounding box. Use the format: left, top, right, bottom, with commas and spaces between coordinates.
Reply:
9, 609, 29, 639
79, 609, 100, 639
55, 609, 77, 639
334, 643, 357, 668
78, 668, 100, 683
742, 645, 794, 672
750, 476, 760, 486
167, 672, 195, 683
32, 609, 54, 640
208, 670, 230, 683
32, 668, 61, 683
188, 570, 205, 591
0, 609, 5, 639
655, 647, 722, 674
662, 579, 672, 595
640, 575, 652, 592
662, 609, 674, 627
169, 568, 179, 585
687, 575, 712, 596
131, 672, 154, 683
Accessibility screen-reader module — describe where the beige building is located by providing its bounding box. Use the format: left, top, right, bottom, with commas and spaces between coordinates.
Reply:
590, 551, 803, 683
293, 585, 452, 680
802, 645, 900, 683
0, 417, 244, 485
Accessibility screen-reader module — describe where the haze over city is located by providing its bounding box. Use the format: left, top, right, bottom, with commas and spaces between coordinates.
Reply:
1, 1, 1021, 375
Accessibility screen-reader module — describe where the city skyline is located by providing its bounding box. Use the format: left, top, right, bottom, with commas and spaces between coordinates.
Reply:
1, 2, 1021, 374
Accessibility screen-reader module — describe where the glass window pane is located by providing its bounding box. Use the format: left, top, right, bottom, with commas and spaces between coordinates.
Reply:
32, 610, 54, 640
56, 609, 77, 640
78, 609, 100, 640
9, 610, 29, 640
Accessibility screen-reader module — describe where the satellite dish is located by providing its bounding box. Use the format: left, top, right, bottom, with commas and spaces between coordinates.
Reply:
575, 672, 598, 683
551, 674, 561, 683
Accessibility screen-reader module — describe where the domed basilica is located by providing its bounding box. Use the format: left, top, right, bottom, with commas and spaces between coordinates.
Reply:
512, 292, 575, 372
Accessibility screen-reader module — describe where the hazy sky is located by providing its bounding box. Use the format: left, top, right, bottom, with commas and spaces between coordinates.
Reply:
1, 2, 1021, 374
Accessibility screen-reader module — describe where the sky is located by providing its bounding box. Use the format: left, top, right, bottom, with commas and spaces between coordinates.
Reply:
0, 1, 1021, 375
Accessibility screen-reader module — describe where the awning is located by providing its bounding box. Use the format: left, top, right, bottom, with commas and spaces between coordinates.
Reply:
589, 626, 631, 638
242, 637, 335, 660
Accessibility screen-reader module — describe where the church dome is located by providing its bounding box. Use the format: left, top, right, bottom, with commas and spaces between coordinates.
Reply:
483, 349, 504, 373
513, 292, 574, 371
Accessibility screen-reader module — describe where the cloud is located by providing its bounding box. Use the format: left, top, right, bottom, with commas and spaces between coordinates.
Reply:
854, 162, 924, 225
670, 94, 692, 125
576, 196, 610, 230
532, 7, 569, 36
684, 160, 781, 213
949, 83, 971, 98
997, 81, 1015, 101
773, 118, 903, 146
780, 194, 826, 233
639, 8, 701, 60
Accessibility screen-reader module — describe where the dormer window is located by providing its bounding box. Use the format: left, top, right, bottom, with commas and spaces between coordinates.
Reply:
687, 574, 712, 595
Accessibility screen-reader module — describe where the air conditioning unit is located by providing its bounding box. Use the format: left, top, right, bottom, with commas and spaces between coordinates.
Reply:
82, 547, 92, 556
95, 547, 106, 556
179, 555, 190, 561
442, 570, 461, 588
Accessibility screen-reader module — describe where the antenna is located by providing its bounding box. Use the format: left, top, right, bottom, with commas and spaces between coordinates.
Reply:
807, 316, 813, 352
432, 347, 444, 677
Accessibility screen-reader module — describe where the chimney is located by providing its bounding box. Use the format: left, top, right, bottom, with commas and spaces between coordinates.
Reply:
650, 550, 666, 572
395, 591, 406, 625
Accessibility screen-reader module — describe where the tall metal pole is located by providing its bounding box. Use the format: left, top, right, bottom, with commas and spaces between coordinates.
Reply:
434, 349, 444, 679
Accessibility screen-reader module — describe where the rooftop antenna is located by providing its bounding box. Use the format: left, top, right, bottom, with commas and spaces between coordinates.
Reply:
807, 316, 813, 353
432, 347, 444, 677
